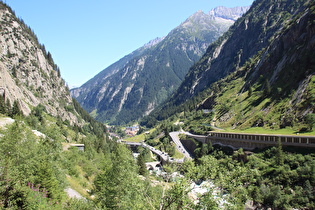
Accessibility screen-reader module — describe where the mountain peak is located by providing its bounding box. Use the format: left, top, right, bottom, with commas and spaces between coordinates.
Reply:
183, 6, 249, 28
194, 10, 206, 15
181, 10, 212, 29
185, 10, 208, 21
209, 6, 250, 21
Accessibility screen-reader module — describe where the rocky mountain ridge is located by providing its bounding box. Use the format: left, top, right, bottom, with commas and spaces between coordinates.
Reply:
72, 6, 249, 124
145, 0, 315, 129
209, 6, 249, 21
166, 0, 311, 104
0, 2, 81, 124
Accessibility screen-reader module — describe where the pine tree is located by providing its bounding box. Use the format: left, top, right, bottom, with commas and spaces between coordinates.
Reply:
56, 67, 61, 77
5, 99, 11, 116
137, 153, 147, 176
11, 100, 22, 117
305, 113, 315, 131
276, 137, 284, 165
248, 86, 253, 97
0, 94, 5, 114
263, 79, 271, 97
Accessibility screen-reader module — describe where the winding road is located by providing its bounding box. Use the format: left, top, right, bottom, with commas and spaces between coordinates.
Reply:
169, 131, 193, 160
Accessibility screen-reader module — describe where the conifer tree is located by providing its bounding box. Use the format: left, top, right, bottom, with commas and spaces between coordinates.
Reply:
5, 99, 11, 116
263, 79, 271, 97
57, 67, 61, 77
305, 113, 315, 131
11, 100, 22, 117
0, 94, 5, 114
276, 137, 284, 165
137, 153, 147, 176
248, 86, 253, 97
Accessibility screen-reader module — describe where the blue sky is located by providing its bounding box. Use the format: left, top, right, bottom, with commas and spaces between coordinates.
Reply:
5, 0, 253, 87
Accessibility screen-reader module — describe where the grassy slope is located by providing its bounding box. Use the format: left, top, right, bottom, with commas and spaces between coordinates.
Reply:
208, 74, 315, 136
215, 127, 315, 136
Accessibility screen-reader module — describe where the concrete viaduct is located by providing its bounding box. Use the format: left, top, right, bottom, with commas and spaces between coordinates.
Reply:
186, 132, 315, 150
123, 132, 315, 165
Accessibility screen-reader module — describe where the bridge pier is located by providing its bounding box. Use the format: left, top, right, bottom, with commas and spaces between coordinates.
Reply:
180, 139, 197, 157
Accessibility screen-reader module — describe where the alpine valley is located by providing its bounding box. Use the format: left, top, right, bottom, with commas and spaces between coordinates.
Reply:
71, 6, 249, 125
1, 0, 315, 209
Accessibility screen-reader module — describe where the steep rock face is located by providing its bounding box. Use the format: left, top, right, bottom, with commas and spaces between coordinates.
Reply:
243, 1, 315, 121
150, 0, 315, 128
0, 3, 79, 124
72, 6, 249, 124
214, 2, 315, 128
209, 3, 315, 129
169, 0, 312, 105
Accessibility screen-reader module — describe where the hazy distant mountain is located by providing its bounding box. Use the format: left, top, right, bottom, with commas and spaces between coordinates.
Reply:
71, 6, 249, 124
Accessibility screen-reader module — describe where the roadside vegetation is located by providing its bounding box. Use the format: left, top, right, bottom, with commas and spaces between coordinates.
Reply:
1, 93, 315, 209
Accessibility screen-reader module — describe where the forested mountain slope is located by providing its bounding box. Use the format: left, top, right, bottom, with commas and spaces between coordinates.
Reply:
145, 0, 315, 130
71, 6, 249, 125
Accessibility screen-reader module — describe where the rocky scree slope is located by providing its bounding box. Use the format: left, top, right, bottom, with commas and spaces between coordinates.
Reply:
71, 6, 249, 125
0, 2, 81, 124
148, 0, 315, 129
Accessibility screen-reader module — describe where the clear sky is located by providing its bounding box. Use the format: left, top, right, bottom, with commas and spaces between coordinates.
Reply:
4, 0, 254, 88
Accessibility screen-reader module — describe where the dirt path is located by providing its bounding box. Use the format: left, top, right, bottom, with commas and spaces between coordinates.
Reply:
65, 187, 84, 199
